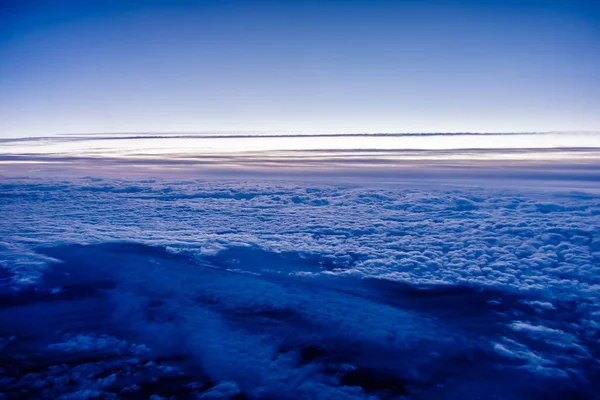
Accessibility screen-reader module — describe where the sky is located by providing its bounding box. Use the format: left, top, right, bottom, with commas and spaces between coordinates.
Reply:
1, 0, 599, 138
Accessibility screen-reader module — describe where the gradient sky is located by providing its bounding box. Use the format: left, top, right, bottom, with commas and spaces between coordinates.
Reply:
1, 0, 599, 137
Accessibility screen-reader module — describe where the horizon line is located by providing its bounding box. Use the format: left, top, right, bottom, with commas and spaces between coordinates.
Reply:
1, 130, 598, 143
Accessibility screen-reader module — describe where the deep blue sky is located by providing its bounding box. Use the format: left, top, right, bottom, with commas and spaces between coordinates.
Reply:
1, 0, 599, 137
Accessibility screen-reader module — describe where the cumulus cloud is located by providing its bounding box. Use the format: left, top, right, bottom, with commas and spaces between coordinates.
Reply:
0, 177, 599, 398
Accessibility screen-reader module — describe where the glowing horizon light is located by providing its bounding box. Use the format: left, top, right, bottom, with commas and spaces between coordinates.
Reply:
1, 131, 598, 157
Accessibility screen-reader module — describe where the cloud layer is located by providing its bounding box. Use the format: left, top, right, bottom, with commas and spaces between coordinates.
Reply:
1, 177, 599, 398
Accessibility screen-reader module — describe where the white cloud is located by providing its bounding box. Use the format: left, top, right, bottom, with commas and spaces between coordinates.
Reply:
1, 177, 599, 398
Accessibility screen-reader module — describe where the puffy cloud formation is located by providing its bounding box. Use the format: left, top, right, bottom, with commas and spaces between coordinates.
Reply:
0, 177, 599, 398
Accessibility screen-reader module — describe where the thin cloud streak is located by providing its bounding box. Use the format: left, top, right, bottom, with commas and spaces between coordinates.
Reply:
2, 131, 598, 144
2, 149, 600, 189
2, 134, 599, 187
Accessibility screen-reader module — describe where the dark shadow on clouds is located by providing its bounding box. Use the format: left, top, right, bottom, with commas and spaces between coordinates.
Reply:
1, 242, 597, 399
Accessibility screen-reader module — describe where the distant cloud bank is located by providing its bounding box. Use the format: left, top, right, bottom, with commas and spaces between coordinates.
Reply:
0, 132, 599, 186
